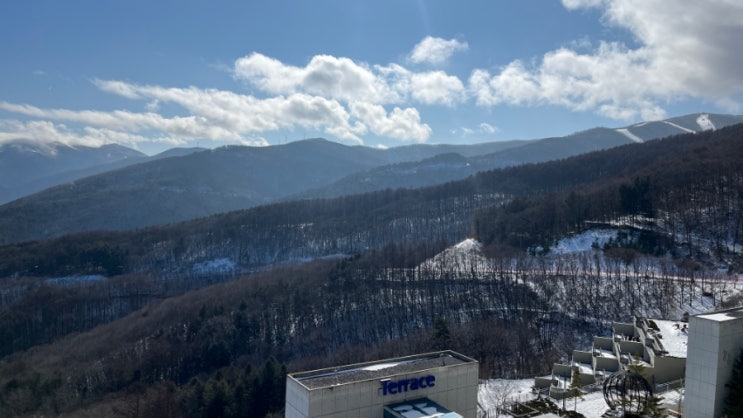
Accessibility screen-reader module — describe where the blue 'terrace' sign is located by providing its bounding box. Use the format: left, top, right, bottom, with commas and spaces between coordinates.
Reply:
380, 375, 435, 396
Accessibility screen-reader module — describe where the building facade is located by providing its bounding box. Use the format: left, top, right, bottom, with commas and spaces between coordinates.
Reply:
285, 350, 479, 418
684, 307, 743, 418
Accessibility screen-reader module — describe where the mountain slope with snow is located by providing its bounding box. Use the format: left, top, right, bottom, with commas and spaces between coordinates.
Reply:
613, 113, 743, 143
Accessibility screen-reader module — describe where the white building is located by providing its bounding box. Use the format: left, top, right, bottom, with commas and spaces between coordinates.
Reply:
535, 316, 688, 399
285, 350, 479, 418
684, 307, 743, 418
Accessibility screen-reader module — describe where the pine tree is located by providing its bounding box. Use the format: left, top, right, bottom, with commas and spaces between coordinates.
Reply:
724, 348, 743, 417
570, 368, 584, 411
432, 316, 451, 350
642, 394, 666, 418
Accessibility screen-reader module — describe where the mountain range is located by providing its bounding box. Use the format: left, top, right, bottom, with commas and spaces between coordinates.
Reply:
0, 112, 741, 245
1, 116, 743, 417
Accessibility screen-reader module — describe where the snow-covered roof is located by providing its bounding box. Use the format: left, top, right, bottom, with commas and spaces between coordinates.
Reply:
290, 351, 476, 390
697, 308, 743, 322
653, 319, 688, 358
594, 348, 616, 359
573, 362, 593, 375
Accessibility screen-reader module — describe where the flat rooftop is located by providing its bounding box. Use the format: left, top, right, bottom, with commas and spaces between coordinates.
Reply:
289, 350, 476, 390
696, 307, 743, 322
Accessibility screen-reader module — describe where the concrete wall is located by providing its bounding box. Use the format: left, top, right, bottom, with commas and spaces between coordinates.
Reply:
592, 336, 620, 373
613, 322, 636, 338
684, 309, 743, 418
286, 361, 479, 418
648, 356, 685, 385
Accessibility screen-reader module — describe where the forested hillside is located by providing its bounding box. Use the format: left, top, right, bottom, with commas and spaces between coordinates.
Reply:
473, 123, 743, 265
0, 141, 147, 204
2, 125, 743, 360
1, 124, 742, 416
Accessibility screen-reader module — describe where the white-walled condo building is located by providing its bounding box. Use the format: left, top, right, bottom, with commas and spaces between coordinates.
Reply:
285, 350, 479, 418
684, 307, 743, 418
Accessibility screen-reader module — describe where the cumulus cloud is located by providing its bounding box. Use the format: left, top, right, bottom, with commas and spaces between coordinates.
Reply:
349, 102, 431, 142
95, 83, 369, 144
231, 51, 458, 142
234, 53, 396, 104
6, 5, 740, 151
0, 118, 173, 148
233, 50, 471, 108
410, 71, 466, 106
409, 36, 469, 66
2, 71, 438, 148
471, 0, 743, 119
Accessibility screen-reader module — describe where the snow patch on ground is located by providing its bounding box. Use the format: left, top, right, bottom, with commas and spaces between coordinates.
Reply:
454, 238, 481, 252
696, 113, 715, 131
550, 229, 618, 255
478, 379, 535, 410
419, 238, 491, 276
45, 274, 105, 286
192, 258, 236, 274
479, 378, 684, 418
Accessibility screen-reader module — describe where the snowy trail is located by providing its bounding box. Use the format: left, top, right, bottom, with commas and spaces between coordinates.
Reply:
615, 128, 644, 143
662, 121, 697, 134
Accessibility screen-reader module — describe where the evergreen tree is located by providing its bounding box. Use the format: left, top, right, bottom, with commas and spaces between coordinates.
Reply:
432, 316, 451, 350
724, 348, 743, 417
570, 368, 584, 411
642, 394, 666, 418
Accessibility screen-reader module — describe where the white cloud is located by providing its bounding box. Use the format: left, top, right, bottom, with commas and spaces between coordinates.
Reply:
234, 53, 397, 104
2, 74, 438, 147
561, 0, 604, 9
8, 6, 739, 151
0, 101, 241, 140
349, 102, 431, 142
472, 0, 743, 119
0, 119, 174, 148
231, 51, 467, 142
96, 81, 369, 143
410, 71, 466, 106
453, 122, 499, 138
479, 122, 498, 134
409, 36, 469, 66
232, 51, 470, 110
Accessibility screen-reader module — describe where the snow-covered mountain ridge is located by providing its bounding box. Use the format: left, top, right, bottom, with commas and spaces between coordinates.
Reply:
613, 112, 732, 143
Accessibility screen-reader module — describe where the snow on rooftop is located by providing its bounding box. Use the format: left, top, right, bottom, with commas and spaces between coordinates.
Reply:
573, 362, 593, 375
653, 320, 688, 358
360, 361, 408, 371
698, 309, 743, 322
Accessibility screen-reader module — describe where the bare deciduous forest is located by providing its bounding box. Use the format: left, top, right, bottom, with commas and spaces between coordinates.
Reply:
1, 125, 743, 416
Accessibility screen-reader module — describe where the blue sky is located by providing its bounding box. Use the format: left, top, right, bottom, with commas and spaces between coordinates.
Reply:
1, 0, 742, 154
